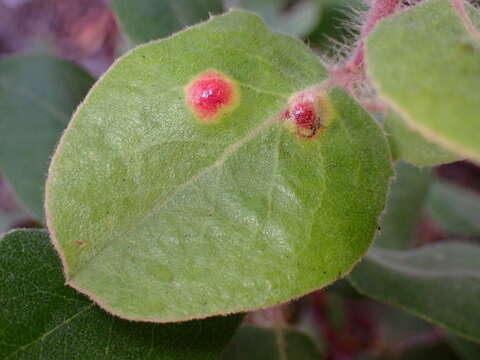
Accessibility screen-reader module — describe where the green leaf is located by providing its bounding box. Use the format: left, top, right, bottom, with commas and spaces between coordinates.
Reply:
0, 55, 94, 221
373, 303, 435, 346
226, 0, 320, 37
425, 180, 480, 237
379, 343, 460, 360
222, 325, 323, 359
447, 333, 480, 360
375, 162, 431, 250
349, 242, 480, 342
0, 229, 241, 359
366, 0, 480, 162
112, 0, 224, 45
372, 304, 459, 360
46, 10, 393, 322
384, 110, 460, 166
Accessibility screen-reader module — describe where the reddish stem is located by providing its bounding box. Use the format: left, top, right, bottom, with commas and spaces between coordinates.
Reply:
450, 0, 480, 41
328, 0, 400, 92
351, 0, 400, 67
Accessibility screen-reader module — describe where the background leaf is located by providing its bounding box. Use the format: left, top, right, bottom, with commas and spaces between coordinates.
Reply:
0, 54, 94, 221
425, 180, 480, 237
308, 0, 367, 56
112, 0, 224, 45
0, 229, 241, 360
365, 0, 480, 161
375, 162, 431, 250
447, 333, 480, 360
376, 342, 460, 360
349, 242, 480, 342
46, 11, 392, 322
222, 325, 323, 359
384, 110, 460, 167
379, 343, 460, 360
226, 0, 321, 37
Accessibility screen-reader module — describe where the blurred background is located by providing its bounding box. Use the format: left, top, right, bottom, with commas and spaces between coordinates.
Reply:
0, 1, 479, 359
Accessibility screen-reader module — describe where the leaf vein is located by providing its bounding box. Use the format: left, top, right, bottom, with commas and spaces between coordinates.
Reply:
5, 304, 94, 359
72, 115, 282, 278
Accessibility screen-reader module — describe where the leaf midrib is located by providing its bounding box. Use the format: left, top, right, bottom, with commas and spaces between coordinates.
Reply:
5, 304, 94, 359
70, 113, 283, 279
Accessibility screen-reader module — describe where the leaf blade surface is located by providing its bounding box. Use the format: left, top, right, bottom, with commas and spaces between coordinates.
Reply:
366, 0, 480, 161
46, 10, 393, 322
350, 242, 480, 342
0, 229, 241, 360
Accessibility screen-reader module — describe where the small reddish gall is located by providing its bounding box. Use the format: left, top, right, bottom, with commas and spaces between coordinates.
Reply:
185, 70, 239, 122
290, 101, 316, 129
284, 92, 326, 139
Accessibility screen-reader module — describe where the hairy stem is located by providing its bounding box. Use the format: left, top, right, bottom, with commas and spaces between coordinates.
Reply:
351, 0, 400, 67
328, 0, 400, 93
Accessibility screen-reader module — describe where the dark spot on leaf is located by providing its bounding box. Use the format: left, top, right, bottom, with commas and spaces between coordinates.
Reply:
283, 89, 332, 139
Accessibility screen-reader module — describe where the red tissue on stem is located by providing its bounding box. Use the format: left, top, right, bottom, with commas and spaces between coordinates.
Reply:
328, 0, 400, 93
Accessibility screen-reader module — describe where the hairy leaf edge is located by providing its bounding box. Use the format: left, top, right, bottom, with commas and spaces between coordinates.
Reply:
45, 9, 394, 323
383, 114, 463, 168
